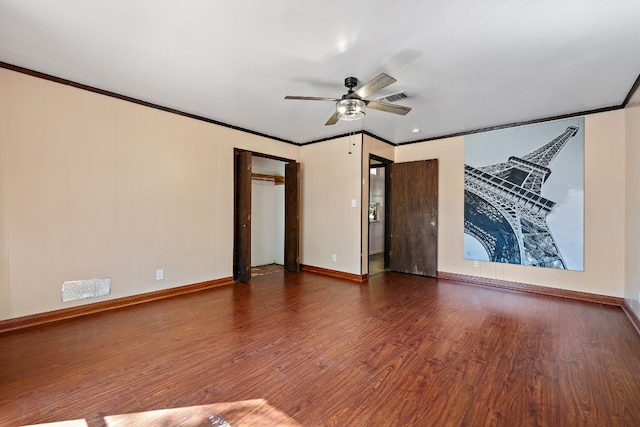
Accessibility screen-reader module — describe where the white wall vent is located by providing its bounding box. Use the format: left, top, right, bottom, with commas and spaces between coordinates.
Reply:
62, 277, 111, 302
376, 91, 407, 103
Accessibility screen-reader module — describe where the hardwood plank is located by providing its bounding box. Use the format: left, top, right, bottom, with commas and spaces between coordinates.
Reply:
103, 400, 300, 426
1, 272, 640, 426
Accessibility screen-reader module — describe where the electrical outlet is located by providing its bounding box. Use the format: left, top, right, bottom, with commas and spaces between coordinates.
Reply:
332, 254, 337, 262
156, 269, 164, 280
473, 260, 479, 268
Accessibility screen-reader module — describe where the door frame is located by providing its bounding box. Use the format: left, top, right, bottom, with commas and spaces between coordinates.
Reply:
233, 150, 252, 282
368, 154, 393, 274
284, 161, 301, 272
233, 149, 300, 281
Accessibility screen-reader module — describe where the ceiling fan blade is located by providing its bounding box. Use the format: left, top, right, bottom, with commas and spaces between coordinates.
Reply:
325, 112, 339, 126
285, 96, 340, 101
354, 73, 397, 99
366, 101, 411, 115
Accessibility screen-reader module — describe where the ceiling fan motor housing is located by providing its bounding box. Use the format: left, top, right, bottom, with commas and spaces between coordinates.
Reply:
345, 76, 358, 91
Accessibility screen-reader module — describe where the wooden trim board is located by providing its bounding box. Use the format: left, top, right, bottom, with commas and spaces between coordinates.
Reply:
300, 264, 366, 282
438, 271, 623, 306
622, 301, 640, 336
0, 277, 233, 333
3, 270, 637, 336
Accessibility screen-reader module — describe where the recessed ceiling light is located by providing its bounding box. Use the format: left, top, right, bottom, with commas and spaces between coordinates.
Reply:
412, 128, 421, 133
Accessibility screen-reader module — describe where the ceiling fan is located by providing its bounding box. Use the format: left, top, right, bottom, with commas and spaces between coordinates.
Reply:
285, 73, 411, 125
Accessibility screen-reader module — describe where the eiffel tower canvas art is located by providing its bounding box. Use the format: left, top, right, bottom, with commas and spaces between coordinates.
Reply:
464, 117, 584, 271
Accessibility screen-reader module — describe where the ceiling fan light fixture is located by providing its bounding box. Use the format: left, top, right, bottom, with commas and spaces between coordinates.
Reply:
336, 98, 365, 121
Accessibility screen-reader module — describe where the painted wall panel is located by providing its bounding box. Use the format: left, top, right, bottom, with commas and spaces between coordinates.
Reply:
0, 70, 9, 317
114, 101, 220, 297
301, 135, 362, 274
0, 64, 635, 321
0, 69, 299, 320
625, 104, 640, 317
4, 72, 118, 317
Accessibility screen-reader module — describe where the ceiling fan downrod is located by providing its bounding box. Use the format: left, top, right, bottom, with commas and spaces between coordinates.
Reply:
344, 76, 358, 94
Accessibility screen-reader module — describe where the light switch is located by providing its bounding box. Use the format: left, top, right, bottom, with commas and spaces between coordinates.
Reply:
351, 199, 357, 208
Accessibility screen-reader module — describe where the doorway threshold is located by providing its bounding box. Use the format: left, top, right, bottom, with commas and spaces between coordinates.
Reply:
251, 264, 285, 277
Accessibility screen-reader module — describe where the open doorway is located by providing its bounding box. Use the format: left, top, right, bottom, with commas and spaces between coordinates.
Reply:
251, 156, 286, 277
233, 150, 300, 282
368, 155, 390, 276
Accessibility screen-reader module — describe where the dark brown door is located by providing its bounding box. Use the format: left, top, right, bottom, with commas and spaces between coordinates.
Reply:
389, 159, 438, 277
233, 151, 252, 282
284, 162, 301, 272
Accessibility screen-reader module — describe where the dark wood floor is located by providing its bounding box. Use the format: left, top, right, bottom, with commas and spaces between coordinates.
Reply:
2, 271, 640, 426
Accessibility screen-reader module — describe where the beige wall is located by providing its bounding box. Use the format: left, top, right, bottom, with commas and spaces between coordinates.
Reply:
395, 111, 627, 297
0, 69, 299, 320
0, 70, 8, 317
300, 135, 363, 274
1, 65, 636, 321
626, 104, 640, 316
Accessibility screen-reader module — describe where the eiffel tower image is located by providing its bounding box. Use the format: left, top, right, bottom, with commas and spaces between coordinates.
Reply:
464, 125, 580, 268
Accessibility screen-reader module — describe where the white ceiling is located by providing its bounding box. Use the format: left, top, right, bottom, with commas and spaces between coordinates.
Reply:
1, 0, 639, 145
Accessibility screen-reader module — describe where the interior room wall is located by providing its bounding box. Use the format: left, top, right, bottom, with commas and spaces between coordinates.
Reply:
625, 102, 640, 316
251, 157, 285, 267
300, 134, 363, 275
394, 111, 626, 298
1, 64, 635, 321
361, 134, 394, 274
0, 71, 8, 318
0, 68, 299, 321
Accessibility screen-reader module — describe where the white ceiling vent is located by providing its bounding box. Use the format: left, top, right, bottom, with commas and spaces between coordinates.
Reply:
62, 277, 111, 302
376, 91, 408, 103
